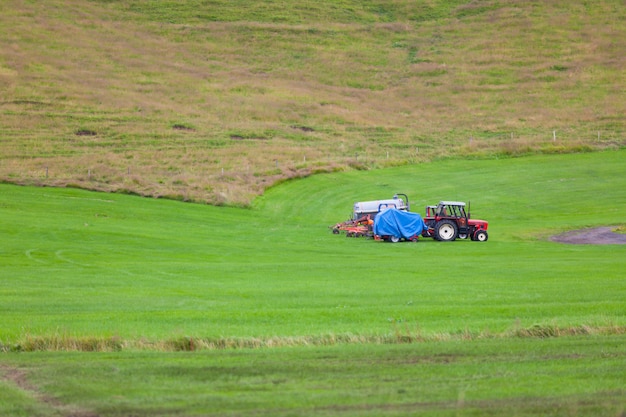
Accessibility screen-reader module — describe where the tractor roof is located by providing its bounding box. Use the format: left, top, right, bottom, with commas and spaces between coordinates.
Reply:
439, 201, 466, 207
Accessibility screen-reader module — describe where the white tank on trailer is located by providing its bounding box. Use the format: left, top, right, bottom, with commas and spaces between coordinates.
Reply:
352, 194, 409, 219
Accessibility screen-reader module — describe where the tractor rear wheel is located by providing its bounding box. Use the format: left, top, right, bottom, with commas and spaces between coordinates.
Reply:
435, 220, 458, 241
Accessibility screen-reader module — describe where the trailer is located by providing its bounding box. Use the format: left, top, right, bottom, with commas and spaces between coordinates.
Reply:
373, 208, 427, 242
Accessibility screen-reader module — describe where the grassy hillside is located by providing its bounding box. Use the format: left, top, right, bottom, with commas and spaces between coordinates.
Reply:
1, 0, 624, 205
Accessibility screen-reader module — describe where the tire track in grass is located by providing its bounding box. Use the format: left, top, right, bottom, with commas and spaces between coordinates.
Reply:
25, 249, 48, 264
55, 250, 93, 268
27, 249, 137, 277
28, 249, 94, 267
118, 269, 136, 276
0, 364, 99, 417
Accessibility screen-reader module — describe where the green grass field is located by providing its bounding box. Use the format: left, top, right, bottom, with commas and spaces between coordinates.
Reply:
1, 150, 625, 415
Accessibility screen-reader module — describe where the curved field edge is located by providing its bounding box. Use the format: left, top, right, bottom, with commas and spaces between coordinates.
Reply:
1, 150, 625, 351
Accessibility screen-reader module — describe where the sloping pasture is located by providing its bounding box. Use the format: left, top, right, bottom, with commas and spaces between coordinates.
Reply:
1, 150, 625, 416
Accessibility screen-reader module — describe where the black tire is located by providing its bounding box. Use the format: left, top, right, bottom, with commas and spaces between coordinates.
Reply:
435, 220, 458, 241
390, 236, 400, 243
474, 230, 488, 242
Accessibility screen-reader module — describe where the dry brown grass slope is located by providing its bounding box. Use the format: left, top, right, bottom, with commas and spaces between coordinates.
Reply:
0, 0, 624, 205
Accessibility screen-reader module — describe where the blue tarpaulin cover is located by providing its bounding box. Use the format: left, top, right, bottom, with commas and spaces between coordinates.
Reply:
373, 208, 427, 239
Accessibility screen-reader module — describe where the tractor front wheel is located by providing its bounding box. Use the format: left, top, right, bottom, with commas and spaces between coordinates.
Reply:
435, 220, 458, 241
474, 230, 488, 242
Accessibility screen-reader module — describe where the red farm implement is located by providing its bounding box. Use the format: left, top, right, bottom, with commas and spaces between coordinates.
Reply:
331, 194, 409, 238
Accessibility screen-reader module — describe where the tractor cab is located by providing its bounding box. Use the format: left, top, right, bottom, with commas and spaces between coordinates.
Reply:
435, 201, 467, 218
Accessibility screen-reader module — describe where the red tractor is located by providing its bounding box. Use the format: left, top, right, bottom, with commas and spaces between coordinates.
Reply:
422, 201, 488, 242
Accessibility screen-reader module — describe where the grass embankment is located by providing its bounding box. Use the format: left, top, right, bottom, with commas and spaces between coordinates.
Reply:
2, 337, 625, 417
1, 0, 624, 204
